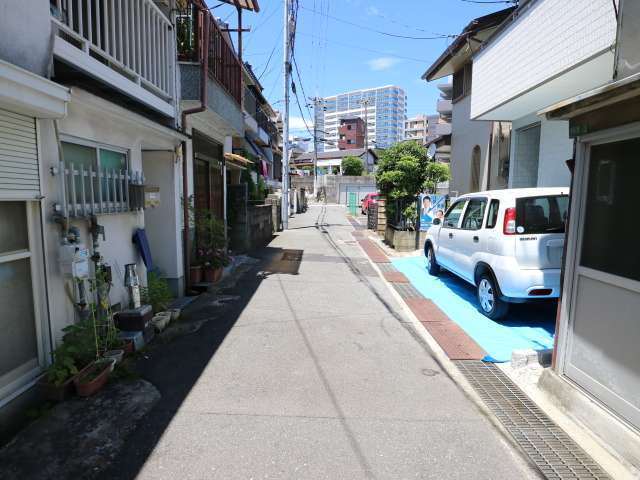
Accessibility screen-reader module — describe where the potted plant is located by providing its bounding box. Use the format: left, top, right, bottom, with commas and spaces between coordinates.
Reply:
193, 209, 228, 283
39, 345, 80, 402
141, 271, 175, 313
74, 358, 115, 397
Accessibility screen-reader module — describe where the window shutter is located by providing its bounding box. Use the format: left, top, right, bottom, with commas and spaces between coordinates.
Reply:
0, 109, 39, 199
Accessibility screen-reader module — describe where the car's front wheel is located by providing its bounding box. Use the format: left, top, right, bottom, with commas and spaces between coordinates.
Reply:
477, 274, 508, 320
425, 244, 440, 276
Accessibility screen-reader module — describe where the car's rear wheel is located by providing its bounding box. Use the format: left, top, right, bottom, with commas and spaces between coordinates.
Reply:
425, 244, 440, 276
477, 274, 508, 320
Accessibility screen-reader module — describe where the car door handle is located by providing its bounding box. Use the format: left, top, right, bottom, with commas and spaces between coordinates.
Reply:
448, 232, 454, 239
473, 236, 479, 243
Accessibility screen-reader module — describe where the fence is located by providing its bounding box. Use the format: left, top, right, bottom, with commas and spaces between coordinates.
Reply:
59, 161, 145, 217
367, 203, 378, 230
176, 0, 242, 105
387, 197, 419, 231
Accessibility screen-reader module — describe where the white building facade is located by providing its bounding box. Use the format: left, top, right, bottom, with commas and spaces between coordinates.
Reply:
314, 86, 407, 152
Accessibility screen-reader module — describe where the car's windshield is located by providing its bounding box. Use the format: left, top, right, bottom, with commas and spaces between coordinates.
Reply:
515, 195, 569, 234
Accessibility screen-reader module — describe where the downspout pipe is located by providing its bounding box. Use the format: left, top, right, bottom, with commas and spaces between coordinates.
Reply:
181, 7, 209, 293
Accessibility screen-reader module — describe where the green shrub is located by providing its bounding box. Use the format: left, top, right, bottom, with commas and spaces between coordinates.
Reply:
141, 271, 174, 313
341, 156, 364, 176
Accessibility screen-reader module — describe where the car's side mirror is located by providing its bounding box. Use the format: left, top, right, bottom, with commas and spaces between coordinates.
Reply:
433, 218, 441, 226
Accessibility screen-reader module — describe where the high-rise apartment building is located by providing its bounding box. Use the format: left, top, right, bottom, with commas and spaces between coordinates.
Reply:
314, 86, 407, 152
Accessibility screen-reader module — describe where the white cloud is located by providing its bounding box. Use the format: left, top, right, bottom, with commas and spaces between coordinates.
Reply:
367, 57, 400, 71
366, 6, 380, 16
288, 116, 312, 131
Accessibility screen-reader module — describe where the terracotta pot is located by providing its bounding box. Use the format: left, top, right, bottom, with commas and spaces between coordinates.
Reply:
203, 267, 216, 283
122, 340, 134, 355
189, 265, 203, 284
73, 359, 114, 397
38, 375, 75, 402
212, 266, 223, 283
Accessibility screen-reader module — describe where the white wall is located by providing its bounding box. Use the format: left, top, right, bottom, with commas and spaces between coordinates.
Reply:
142, 151, 183, 293
509, 114, 572, 188
471, 0, 617, 119
451, 95, 492, 194
39, 88, 182, 342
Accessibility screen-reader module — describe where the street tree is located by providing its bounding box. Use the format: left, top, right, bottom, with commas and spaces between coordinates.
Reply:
341, 156, 365, 176
424, 162, 450, 193
375, 141, 429, 200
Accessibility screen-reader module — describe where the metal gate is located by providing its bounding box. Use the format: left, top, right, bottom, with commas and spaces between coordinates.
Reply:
338, 184, 376, 205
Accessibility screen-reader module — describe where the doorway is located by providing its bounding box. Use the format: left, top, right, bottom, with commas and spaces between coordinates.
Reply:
563, 132, 640, 431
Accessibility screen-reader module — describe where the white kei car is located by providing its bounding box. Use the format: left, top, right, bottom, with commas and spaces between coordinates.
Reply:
424, 188, 569, 320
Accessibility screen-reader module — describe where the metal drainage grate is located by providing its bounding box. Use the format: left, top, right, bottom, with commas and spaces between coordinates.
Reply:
455, 361, 610, 479
392, 282, 422, 299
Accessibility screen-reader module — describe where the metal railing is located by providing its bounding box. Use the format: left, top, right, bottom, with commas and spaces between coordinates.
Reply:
51, 0, 175, 101
176, 0, 242, 105
59, 161, 145, 217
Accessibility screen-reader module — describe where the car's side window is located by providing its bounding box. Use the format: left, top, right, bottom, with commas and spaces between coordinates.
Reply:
461, 199, 487, 230
485, 199, 500, 229
443, 200, 466, 228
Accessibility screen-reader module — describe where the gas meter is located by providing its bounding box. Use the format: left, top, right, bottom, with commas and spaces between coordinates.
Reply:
59, 244, 90, 279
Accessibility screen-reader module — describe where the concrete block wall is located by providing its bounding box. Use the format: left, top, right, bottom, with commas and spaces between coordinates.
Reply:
321, 175, 377, 204
471, 0, 617, 118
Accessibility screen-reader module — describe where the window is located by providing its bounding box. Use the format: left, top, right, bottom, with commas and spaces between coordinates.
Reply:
513, 123, 541, 188
443, 200, 466, 228
61, 141, 129, 203
515, 195, 568, 234
452, 63, 472, 101
485, 200, 500, 229
470, 145, 481, 192
461, 199, 487, 230
581, 138, 640, 282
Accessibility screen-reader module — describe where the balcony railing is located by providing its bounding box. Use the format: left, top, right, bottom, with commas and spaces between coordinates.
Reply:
50, 0, 175, 105
177, 0, 242, 105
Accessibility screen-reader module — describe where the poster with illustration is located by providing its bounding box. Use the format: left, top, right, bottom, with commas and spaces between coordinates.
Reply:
419, 194, 446, 231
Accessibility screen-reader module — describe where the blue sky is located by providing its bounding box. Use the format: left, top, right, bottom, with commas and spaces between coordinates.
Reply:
209, 0, 510, 136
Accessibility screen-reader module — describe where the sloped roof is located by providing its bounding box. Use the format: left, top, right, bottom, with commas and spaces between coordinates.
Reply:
294, 148, 378, 162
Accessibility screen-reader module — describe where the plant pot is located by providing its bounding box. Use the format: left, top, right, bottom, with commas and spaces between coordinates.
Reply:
38, 375, 75, 403
203, 267, 216, 283
212, 266, 223, 283
189, 265, 203, 284
104, 349, 124, 364
151, 313, 171, 332
73, 359, 115, 397
122, 340, 134, 355
168, 308, 181, 321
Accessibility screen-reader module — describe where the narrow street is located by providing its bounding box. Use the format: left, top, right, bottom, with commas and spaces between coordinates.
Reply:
104, 205, 539, 479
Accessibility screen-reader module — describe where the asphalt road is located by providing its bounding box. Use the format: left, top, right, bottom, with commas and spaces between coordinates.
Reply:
102, 204, 540, 480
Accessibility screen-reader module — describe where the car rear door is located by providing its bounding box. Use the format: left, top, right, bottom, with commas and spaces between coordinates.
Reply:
514, 194, 569, 269
436, 199, 467, 271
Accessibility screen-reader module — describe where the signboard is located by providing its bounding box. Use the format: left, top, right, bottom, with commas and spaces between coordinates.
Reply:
419, 194, 446, 231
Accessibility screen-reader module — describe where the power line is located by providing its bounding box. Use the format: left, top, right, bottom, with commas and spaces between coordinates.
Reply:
296, 32, 429, 63
298, 5, 456, 40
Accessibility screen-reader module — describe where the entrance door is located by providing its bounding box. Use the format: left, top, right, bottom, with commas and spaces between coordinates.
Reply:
0, 201, 46, 404
565, 135, 640, 430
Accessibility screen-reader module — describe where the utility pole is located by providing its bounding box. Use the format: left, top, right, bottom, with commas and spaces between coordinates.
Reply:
281, 0, 291, 229
309, 97, 322, 197
361, 98, 370, 158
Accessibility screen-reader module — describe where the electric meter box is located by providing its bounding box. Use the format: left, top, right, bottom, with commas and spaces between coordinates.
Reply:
59, 244, 90, 279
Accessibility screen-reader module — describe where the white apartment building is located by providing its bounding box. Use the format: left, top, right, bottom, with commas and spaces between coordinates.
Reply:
404, 114, 430, 144
314, 85, 407, 152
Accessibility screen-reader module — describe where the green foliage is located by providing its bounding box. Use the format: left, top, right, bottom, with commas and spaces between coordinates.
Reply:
375, 141, 430, 200
341, 156, 364, 176
46, 344, 80, 386
424, 162, 451, 193
403, 204, 417, 223
193, 209, 226, 250
141, 271, 174, 313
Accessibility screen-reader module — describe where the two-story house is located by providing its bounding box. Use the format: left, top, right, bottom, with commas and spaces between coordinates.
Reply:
470, 0, 639, 474
423, 8, 514, 195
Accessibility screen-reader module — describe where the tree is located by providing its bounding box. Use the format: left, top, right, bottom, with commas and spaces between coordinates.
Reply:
375, 141, 429, 200
341, 155, 364, 176
424, 162, 450, 193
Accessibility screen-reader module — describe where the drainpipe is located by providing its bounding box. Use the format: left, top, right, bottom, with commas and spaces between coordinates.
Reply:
180, 7, 209, 293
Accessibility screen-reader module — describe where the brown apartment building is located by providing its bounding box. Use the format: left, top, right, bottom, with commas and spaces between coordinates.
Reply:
338, 117, 365, 150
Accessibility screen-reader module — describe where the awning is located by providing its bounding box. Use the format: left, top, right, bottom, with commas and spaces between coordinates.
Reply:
224, 152, 253, 170
217, 0, 259, 12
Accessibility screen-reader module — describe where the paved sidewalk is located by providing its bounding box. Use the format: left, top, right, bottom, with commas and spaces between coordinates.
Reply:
105, 205, 540, 479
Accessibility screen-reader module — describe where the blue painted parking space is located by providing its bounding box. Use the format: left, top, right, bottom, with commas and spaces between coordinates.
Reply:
391, 256, 556, 363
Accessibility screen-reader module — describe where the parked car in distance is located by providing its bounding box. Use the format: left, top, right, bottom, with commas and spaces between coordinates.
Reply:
424, 188, 569, 320
361, 193, 379, 215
